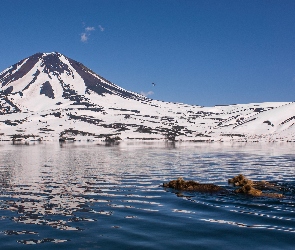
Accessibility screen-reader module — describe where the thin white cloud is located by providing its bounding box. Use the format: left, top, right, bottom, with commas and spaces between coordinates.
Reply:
80, 26, 95, 43
140, 91, 154, 97
80, 24, 104, 42
80, 33, 88, 42
98, 25, 105, 32
85, 26, 95, 32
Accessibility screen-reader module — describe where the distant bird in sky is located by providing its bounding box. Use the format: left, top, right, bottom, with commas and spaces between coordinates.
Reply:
152, 83, 155, 86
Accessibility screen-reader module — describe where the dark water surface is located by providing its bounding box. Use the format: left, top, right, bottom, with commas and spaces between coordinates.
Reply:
0, 142, 294, 249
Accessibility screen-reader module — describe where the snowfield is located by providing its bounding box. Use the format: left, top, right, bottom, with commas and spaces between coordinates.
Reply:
0, 52, 294, 143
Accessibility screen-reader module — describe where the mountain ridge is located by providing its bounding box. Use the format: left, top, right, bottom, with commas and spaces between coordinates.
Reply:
0, 52, 294, 143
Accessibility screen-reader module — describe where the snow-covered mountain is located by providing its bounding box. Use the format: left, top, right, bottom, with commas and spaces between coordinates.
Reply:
0, 52, 294, 142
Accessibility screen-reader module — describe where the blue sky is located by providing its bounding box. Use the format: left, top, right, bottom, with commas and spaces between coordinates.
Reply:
1, 0, 295, 106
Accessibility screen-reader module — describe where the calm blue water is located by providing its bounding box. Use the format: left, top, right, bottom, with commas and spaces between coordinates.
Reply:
0, 142, 294, 249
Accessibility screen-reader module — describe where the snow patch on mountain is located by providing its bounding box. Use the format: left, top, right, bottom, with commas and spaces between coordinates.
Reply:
0, 52, 294, 143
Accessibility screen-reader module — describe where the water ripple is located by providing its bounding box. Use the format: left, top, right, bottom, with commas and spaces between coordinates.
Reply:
0, 142, 294, 249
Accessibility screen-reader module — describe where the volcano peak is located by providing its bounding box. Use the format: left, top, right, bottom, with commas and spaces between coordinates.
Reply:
0, 52, 142, 108
0, 52, 294, 143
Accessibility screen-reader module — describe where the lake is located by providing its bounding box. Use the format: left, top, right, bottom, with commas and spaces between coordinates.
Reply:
0, 141, 294, 249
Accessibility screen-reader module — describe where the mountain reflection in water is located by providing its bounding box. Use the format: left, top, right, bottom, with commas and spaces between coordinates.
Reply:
0, 142, 294, 249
